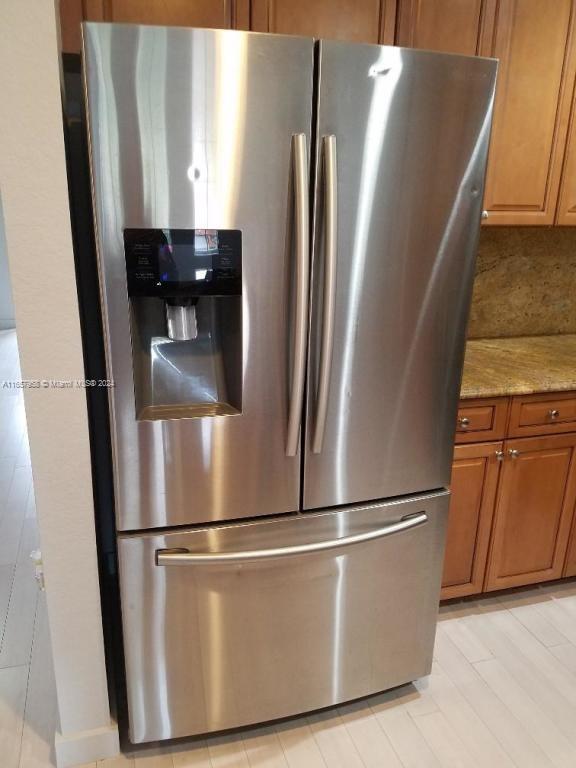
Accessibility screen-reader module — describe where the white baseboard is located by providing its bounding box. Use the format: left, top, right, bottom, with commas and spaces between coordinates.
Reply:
54, 721, 120, 767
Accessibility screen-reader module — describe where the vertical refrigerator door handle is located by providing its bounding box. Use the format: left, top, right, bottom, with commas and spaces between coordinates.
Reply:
286, 134, 310, 457
312, 135, 338, 454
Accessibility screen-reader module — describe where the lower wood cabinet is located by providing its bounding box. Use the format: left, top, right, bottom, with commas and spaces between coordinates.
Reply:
485, 433, 576, 591
564, 515, 576, 577
441, 442, 501, 600
443, 394, 576, 600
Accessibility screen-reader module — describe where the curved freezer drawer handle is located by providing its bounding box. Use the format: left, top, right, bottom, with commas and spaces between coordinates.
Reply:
312, 135, 338, 454
286, 133, 310, 457
156, 512, 428, 566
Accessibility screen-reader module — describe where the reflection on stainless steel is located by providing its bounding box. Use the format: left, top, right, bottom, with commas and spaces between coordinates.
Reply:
305, 42, 496, 509
83, 26, 314, 529
119, 491, 449, 742
165, 302, 197, 341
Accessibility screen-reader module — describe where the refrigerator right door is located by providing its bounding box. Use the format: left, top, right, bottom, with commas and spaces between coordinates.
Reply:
304, 42, 497, 510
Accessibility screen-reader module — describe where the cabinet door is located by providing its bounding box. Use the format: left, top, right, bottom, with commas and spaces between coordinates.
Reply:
396, 0, 494, 55
92, 0, 249, 28
482, 0, 576, 225
59, 0, 85, 53
486, 433, 576, 590
441, 442, 501, 600
60, 1, 250, 54
564, 514, 576, 577
556, 85, 576, 224
251, 0, 397, 44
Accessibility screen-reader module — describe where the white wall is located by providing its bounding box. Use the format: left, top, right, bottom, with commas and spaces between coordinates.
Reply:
0, 2, 119, 766
0, 200, 16, 329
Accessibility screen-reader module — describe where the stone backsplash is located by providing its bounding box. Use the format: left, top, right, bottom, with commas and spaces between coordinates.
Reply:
467, 227, 576, 339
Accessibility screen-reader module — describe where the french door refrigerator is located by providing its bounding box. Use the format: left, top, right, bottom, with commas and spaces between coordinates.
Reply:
82, 22, 496, 743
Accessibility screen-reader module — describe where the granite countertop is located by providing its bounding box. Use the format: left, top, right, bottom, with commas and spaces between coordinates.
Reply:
460, 335, 576, 399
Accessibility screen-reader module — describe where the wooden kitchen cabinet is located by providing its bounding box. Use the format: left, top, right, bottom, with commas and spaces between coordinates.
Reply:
564, 513, 576, 576
481, 0, 576, 225
251, 0, 397, 43
485, 432, 576, 591
455, 396, 510, 444
556, 84, 576, 224
395, 0, 494, 55
441, 441, 502, 600
59, 0, 249, 53
508, 391, 576, 438
93, 0, 249, 28
60, 0, 85, 53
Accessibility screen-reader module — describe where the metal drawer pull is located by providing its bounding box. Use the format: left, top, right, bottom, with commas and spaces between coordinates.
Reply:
156, 512, 428, 565
508, 449, 520, 459
548, 409, 560, 420
458, 416, 470, 429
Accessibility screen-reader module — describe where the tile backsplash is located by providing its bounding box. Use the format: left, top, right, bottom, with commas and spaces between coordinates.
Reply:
468, 227, 576, 339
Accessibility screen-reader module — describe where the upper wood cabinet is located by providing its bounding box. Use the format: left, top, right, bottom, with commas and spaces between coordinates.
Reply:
59, 0, 86, 53
59, 0, 249, 53
481, 0, 576, 225
556, 83, 576, 224
396, 0, 494, 55
396, 0, 576, 226
94, 0, 249, 28
485, 432, 576, 591
251, 0, 396, 44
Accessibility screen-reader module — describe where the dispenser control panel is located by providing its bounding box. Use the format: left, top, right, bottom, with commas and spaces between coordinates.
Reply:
124, 228, 242, 297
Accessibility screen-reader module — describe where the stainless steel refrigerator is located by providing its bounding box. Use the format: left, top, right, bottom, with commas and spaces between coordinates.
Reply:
82, 22, 496, 743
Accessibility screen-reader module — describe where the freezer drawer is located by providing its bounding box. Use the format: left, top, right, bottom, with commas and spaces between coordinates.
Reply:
118, 490, 448, 743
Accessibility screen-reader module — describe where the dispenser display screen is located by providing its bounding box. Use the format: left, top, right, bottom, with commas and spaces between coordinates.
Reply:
158, 231, 218, 283
124, 228, 242, 298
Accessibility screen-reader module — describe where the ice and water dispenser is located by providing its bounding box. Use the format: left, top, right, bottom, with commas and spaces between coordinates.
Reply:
124, 228, 242, 420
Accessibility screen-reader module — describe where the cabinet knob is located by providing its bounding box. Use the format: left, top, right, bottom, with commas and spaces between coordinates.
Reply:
508, 449, 520, 459
548, 409, 560, 420
458, 416, 470, 429
482, 210, 489, 219
495, 450, 504, 461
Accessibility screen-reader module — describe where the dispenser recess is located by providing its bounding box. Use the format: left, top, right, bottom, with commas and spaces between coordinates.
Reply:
125, 229, 242, 421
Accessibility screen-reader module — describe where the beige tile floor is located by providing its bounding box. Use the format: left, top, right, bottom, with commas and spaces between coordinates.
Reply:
3, 328, 576, 768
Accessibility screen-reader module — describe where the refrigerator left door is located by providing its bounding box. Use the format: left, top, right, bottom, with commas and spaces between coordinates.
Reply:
82, 25, 314, 530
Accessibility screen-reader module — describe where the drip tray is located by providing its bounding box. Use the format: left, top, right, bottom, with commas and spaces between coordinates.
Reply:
138, 403, 240, 421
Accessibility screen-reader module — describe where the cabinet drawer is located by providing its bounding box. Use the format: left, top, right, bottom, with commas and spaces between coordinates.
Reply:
509, 392, 576, 437
455, 398, 509, 444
